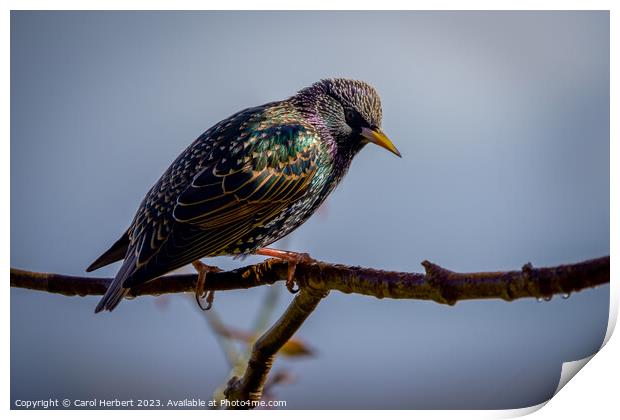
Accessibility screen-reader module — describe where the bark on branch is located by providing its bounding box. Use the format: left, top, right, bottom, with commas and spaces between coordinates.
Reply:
223, 286, 327, 407
9, 256, 610, 408
10, 256, 609, 304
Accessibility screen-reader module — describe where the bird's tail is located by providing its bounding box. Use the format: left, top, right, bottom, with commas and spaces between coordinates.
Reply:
94, 253, 136, 313
86, 231, 130, 272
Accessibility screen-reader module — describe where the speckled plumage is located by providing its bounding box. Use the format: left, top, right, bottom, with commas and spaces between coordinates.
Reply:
90, 78, 399, 312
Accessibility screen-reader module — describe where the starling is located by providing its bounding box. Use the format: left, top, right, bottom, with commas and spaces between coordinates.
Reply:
88, 78, 401, 312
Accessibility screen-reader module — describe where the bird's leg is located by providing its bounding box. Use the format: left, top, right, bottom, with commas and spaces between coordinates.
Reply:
192, 260, 220, 310
254, 248, 314, 293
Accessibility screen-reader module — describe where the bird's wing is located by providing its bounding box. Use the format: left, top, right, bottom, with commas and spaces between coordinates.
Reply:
122, 121, 323, 287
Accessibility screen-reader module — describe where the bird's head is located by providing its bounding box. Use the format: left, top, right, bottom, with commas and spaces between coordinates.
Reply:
293, 78, 401, 158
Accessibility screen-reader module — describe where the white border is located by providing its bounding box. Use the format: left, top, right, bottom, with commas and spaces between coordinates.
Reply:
3, 1, 616, 419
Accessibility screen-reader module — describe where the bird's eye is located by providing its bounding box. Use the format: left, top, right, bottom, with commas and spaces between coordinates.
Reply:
345, 108, 357, 124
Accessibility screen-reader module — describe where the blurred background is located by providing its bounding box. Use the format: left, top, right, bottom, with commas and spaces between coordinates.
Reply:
11, 11, 609, 409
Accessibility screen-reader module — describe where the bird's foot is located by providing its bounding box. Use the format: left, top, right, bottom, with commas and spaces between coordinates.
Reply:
255, 248, 314, 293
192, 260, 221, 310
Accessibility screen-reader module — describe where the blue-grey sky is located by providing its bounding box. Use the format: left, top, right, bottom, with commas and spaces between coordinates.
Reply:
11, 11, 609, 409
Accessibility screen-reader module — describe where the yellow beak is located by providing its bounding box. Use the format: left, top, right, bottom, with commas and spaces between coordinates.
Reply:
361, 127, 402, 157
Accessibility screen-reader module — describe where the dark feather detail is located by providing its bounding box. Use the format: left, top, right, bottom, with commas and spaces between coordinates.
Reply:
122, 124, 321, 289
86, 231, 129, 272
92, 78, 391, 312
94, 251, 137, 312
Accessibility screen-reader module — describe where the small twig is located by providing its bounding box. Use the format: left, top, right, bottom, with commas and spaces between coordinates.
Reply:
223, 285, 327, 408
253, 286, 281, 333
206, 281, 308, 408
202, 308, 243, 368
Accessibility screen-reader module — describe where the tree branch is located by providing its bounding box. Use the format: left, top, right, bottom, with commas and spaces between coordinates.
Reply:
10, 256, 609, 304
10, 256, 609, 408
223, 286, 327, 408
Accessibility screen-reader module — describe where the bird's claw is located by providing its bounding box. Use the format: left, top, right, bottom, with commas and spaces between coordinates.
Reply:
196, 289, 215, 311
254, 248, 315, 295
286, 265, 300, 294
285, 252, 315, 294
192, 261, 220, 310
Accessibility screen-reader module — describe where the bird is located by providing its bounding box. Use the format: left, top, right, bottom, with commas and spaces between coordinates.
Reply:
88, 78, 401, 313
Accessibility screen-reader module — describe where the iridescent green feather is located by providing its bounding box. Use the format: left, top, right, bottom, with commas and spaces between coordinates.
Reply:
123, 106, 328, 286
